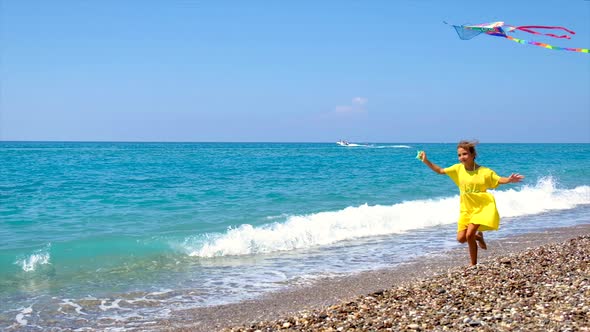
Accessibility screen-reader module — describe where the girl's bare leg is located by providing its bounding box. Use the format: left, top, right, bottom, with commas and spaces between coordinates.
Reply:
456, 230, 467, 243
476, 231, 487, 250
466, 224, 480, 266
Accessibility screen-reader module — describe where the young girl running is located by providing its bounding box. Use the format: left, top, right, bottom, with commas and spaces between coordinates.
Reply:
418, 141, 524, 266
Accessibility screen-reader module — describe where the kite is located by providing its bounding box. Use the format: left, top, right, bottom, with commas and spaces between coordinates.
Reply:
446, 21, 589, 53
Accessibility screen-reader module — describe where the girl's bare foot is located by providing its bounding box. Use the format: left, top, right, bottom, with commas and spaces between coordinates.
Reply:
476, 231, 487, 250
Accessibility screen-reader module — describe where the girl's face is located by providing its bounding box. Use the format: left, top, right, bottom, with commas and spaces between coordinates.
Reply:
457, 147, 474, 165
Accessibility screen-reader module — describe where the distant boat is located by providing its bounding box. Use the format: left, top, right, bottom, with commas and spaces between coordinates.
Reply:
337, 140, 367, 147
336, 140, 350, 146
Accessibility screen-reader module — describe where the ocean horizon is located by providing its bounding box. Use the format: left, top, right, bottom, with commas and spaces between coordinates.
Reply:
3, 140, 589, 143
1, 141, 589, 330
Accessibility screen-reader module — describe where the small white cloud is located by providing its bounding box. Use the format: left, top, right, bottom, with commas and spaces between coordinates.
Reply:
352, 97, 368, 105
334, 97, 368, 114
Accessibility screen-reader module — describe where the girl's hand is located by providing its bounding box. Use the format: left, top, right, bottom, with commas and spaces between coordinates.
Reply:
508, 173, 525, 183
418, 151, 427, 162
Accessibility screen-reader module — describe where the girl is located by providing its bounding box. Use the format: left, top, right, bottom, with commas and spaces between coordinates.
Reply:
419, 141, 524, 266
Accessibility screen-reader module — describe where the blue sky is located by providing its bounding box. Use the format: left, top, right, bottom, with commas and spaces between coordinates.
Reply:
1, 1, 589, 143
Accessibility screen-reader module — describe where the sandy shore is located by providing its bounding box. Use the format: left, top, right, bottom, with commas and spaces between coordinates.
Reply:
156, 223, 590, 331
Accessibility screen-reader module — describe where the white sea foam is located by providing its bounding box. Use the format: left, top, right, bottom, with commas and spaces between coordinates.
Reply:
188, 178, 589, 258
494, 177, 590, 217
60, 299, 87, 315
190, 197, 460, 257
15, 244, 51, 272
15, 306, 33, 326
100, 299, 122, 311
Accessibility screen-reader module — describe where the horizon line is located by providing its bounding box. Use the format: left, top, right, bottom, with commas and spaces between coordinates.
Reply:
1, 140, 589, 144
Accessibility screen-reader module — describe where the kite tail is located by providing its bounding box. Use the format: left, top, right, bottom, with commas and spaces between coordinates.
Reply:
513, 25, 576, 39
503, 35, 589, 53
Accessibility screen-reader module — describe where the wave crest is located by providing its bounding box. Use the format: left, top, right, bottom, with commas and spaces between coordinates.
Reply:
185, 177, 589, 258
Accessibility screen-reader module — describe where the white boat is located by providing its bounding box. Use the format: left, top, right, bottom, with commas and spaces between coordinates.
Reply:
336, 140, 350, 146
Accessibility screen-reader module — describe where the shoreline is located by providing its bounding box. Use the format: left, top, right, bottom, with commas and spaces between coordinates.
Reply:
155, 223, 590, 331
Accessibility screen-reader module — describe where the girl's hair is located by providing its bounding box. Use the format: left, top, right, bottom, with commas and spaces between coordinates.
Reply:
457, 140, 479, 159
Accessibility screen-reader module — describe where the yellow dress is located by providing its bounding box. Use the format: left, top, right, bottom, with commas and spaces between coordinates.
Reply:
444, 163, 501, 232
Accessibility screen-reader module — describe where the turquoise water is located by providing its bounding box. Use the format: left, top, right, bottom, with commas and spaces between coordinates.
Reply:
1, 142, 589, 330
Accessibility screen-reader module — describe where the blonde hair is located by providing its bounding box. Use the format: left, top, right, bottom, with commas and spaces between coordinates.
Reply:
457, 140, 479, 159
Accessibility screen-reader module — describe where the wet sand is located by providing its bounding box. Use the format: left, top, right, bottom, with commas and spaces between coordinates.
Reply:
155, 223, 590, 331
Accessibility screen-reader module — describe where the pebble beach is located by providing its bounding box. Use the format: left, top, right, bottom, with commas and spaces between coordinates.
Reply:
223, 235, 589, 332
158, 224, 590, 332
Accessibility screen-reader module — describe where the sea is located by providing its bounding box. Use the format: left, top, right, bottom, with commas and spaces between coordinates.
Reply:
1, 142, 589, 331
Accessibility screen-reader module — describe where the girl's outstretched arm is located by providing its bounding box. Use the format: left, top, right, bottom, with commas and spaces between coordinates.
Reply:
498, 173, 525, 184
419, 151, 445, 175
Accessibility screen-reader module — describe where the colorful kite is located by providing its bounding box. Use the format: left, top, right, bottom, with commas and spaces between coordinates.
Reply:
446, 21, 589, 53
